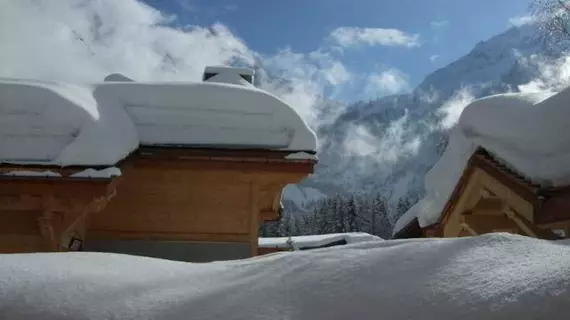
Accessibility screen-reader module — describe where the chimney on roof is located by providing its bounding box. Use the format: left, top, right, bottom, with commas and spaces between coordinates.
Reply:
202, 66, 255, 86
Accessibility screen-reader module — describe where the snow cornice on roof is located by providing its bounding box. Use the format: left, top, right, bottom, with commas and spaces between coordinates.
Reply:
0, 77, 317, 167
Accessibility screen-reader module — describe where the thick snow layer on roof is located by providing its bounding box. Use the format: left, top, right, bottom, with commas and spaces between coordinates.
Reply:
395, 88, 570, 233
258, 232, 382, 249
0, 78, 316, 166
1, 234, 570, 319
393, 207, 419, 235
0, 79, 139, 166
100, 82, 316, 151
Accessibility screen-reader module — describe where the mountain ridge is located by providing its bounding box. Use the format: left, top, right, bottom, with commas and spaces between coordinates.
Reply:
284, 23, 565, 219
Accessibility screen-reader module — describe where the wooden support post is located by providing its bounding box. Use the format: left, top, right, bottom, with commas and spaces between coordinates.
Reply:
460, 211, 518, 235
37, 195, 60, 252
460, 223, 479, 236
38, 211, 57, 252
249, 179, 260, 257
505, 210, 559, 240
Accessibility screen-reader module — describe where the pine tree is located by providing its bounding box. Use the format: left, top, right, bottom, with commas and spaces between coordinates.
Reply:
346, 195, 358, 232
368, 193, 391, 238
333, 195, 347, 233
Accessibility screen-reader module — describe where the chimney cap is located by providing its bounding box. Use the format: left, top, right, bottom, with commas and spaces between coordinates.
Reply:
204, 66, 254, 76
202, 66, 255, 85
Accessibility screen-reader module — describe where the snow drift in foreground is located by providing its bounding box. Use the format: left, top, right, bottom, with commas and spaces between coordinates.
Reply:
396, 87, 570, 232
1, 233, 570, 320
259, 232, 382, 249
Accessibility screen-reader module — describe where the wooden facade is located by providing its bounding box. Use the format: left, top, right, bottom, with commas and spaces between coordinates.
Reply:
394, 148, 570, 240
0, 168, 119, 253
0, 147, 315, 261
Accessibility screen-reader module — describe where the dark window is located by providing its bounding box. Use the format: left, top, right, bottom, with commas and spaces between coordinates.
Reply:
240, 74, 253, 84
203, 72, 217, 81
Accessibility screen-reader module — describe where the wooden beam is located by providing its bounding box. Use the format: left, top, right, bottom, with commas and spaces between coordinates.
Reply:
505, 210, 559, 240
259, 210, 278, 222
249, 179, 260, 257
471, 153, 538, 203
459, 223, 479, 236
135, 146, 316, 161
37, 196, 59, 252
130, 157, 315, 174
460, 212, 518, 235
471, 196, 504, 215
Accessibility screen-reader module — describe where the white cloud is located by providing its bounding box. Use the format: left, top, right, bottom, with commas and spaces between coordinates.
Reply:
0, 0, 252, 82
329, 27, 420, 48
0, 0, 349, 130
0, 0, 413, 132
259, 48, 351, 126
429, 55, 439, 63
344, 112, 421, 163
518, 54, 570, 92
364, 69, 410, 97
430, 20, 449, 29
508, 15, 535, 27
436, 88, 475, 129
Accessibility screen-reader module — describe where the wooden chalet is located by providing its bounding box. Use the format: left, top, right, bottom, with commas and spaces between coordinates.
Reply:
394, 148, 570, 240
85, 147, 315, 262
0, 168, 119, 253
0, 67, 317, 262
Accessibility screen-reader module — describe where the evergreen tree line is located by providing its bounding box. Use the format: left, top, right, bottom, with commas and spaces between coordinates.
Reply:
260, 193, 416, 240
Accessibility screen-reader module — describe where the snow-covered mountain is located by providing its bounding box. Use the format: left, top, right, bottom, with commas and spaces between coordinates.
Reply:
285, 24, 567, 215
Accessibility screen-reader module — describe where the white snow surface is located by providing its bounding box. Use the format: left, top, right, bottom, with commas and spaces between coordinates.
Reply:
1, 233, 570, 320
0, 78, 317, 166
395, 88, 570, 233
70, 167, 121, 179
0, 79, 138, 166
285, 152, 318, 160
1, 170, 61, 177
258, 232, 382, 249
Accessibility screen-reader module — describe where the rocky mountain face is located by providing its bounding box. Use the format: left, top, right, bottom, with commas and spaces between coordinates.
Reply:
285, 24, 565, 219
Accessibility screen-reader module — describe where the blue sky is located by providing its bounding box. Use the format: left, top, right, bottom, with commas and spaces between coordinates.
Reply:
143, 0, 533, 100
0, 0, 537, 119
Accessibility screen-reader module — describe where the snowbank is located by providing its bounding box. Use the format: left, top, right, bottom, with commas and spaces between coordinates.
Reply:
0, 77, 317, 167
258, 232, 381, 249
1, 233, 569, 319
396, 88, 570, 232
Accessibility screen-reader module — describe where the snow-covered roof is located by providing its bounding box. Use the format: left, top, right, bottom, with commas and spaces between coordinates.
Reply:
259, 232, 382, 249
395, 87, 570, 234
0, 79, 139, 167
1, 233, 569, 319
0, 77, 317, 167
